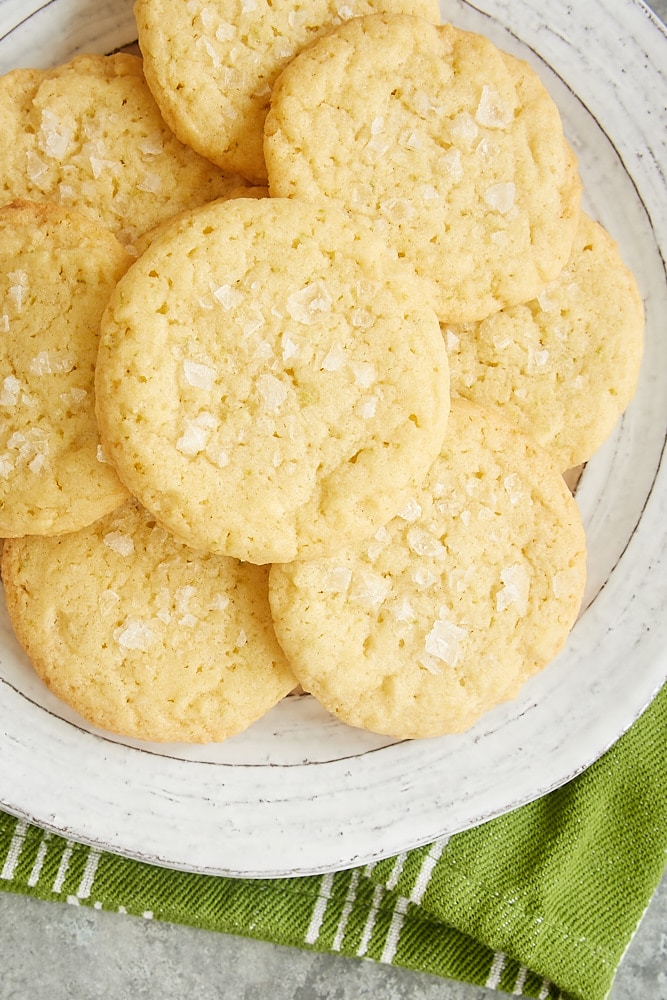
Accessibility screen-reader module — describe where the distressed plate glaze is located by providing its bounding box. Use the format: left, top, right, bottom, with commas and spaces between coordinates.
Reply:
0, 0, 665, 877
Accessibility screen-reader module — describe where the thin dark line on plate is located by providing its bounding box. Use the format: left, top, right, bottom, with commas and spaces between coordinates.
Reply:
0, 0, 60, 44
0, 674, 408, 765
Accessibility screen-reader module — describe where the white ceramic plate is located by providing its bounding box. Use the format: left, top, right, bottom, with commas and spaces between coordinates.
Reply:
0, 0, 665, 878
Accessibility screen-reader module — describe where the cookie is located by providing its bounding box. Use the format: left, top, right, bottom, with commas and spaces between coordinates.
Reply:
95, 196, 450, 564
265, 14, 582, 323
0, 53, 249, 249
269, 398, 587, 738
132, 184, 269, 257
444, 212, 645, 470
1, 500, 297, 743
134, 0, 441, 185
0, 200, 131, 537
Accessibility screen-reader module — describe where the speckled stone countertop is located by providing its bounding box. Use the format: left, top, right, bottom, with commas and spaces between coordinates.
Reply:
0, 0, 666, 996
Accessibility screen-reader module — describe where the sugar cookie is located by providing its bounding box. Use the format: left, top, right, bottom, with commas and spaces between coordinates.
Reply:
0, 200, 130, 537
95, 196, 450, 563
135, 0, 441, 185
1, 500, 297, 743
265, 14, 582, 322
445, 212, 645, 469
0, 53, 248, 249
269, 398, 587, 738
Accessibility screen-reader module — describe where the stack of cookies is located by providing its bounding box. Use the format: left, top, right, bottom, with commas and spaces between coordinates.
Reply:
0, 1, 644, 743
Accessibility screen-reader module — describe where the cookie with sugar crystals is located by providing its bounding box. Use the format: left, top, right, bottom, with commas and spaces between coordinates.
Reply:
0, 200, 131, 537
0, 53, 248, 250
445, 212, 645, 470
269, 398, 587, 739
265, 13, 582, 323
135, 0, 441, 185
95, 196, 450, 564
1, 500, 297, 744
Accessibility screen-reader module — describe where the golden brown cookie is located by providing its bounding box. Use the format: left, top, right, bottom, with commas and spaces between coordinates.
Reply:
1, 500, 297, 743
265, 14, 582, 322
0, 53, 249, 249
269, 398, 587, 738
445, 212, 645, 469
0, 200, 130, 537
95, 196, 450, 563
135, 0, 441, 184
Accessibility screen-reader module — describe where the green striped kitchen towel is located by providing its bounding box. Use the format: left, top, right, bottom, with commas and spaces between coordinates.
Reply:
1, 681, 665, 1000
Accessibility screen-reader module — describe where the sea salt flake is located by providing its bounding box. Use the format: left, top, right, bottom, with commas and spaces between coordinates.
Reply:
179, 613, 199, 627
257, 374, 288, 413
397, 498, 422, 523
38, 110, 73, 159
386, 595, 415, 622
210, 593, 230, 611
413, 91, 441, 115
183, 360, 216, 390
0, 454, 14, 478
421, 184, 441, 202
321, 566, 353, 594
402, 130, 423, 150
350, 309, 375, 330
114, 619, 155, 652
0, 315, 9, 333
496, 563, 530, 616
358, 395, 378, 419
439, 148, 463, 182
412, 566, 439, 589
89, 154, 121, 179
215, 20, 235, 41
379, 198, 416, 223
483, 182, 516, 215
8, 271, 29, 311
423, 615, 467, 667
26, 151, 48, 184
30, 351, 75, 375
536, 283, 559, 312
281, 333, 300, 361
176, 412, 218, 456
350, 569, 391, 609
321, 344, 345, 372
444, 327, 460, 352
475, 86, 514, 129
206, 445, 229, 468
97, 444, 110, 464
448, 111, 479, 146
61, 387, 88, 407
418, 653, 442, 675
176, 586, 196, 614
138, 132, 164, 156
351, 362, 376, 387
28, 453, 46, 474
98, 590, 120, 615
197, 35, 222, 69
104, 531, 135, 556
529, 347, 550, 370
0, 376, 20, 407
137, 171, 162, 194
286, 281, 332, 325
407, 527, 446, 558
241, 307, 265, 338
365, 526, 391, 561
236, 629, 248, 647
212, 283, 244, 310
